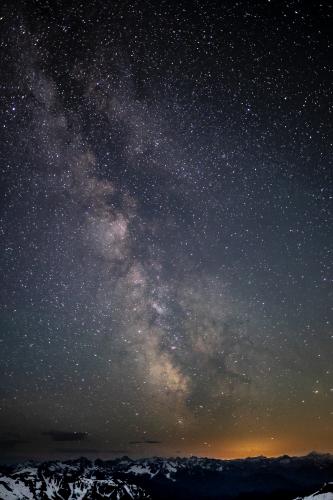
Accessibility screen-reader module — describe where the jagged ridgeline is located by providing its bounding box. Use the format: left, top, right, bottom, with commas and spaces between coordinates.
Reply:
0, 453, 332, 499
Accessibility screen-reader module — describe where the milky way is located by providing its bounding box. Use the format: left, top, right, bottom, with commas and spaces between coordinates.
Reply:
0, 0, 332, 461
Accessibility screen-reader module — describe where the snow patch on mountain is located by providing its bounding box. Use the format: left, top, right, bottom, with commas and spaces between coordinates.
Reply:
126, 464, 157, 478
295, 483, 333, 499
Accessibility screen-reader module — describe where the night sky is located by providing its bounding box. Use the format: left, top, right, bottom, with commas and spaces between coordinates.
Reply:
0, 0, 332, 462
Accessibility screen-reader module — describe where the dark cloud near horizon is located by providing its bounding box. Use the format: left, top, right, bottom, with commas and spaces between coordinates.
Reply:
0, 433, 27, 450
0, 439, 28, 450
43, 431, 88, 442
55, 448, 129, 455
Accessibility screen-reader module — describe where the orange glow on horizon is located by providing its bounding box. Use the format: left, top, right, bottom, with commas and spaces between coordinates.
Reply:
198, 438, 285, 460
183, 437, 333, 461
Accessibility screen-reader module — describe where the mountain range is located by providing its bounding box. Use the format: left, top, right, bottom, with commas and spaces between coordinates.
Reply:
0, 452, 332, 499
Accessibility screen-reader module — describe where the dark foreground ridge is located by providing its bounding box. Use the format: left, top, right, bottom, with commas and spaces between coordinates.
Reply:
0, 452, 332, 499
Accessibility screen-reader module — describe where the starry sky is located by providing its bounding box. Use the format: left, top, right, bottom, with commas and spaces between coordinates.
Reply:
0, 0, 332, 462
